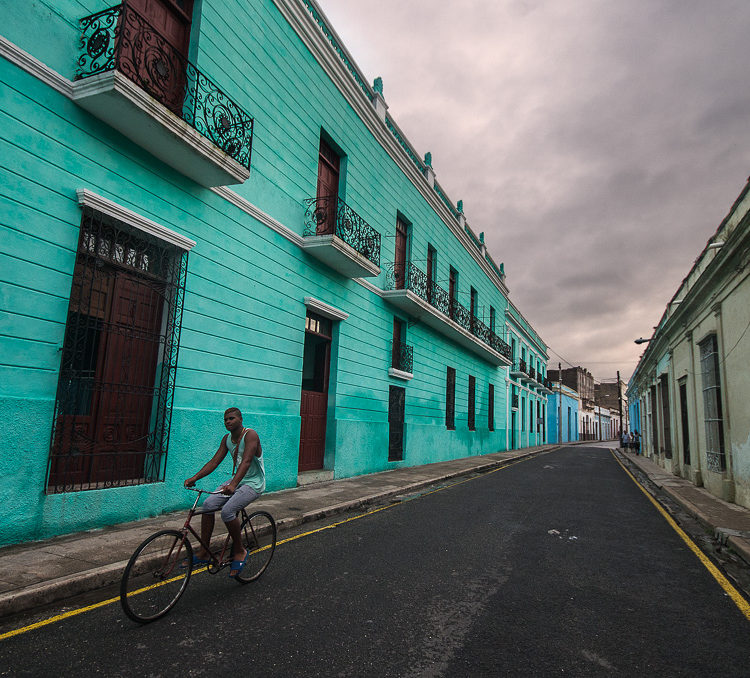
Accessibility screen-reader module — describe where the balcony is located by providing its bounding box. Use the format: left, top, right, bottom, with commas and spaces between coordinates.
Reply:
510, 359, 527, 379
72, 3, 253, 187
302, 196, 381, 278
382, 262, 512, 366
389, 341, 414, 381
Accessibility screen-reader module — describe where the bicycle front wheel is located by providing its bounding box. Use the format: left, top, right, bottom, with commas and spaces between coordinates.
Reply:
120, 529, 192, 623
235, 511, 276, 584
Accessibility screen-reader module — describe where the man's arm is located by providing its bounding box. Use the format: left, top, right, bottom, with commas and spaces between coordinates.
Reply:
223, 429, 260, 494
184, 436, 229, 487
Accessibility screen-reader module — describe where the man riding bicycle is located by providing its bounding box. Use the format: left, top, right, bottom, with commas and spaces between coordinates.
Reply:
184, 407, 265, 577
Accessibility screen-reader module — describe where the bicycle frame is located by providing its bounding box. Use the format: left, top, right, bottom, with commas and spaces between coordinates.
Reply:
181, 488, 250, 572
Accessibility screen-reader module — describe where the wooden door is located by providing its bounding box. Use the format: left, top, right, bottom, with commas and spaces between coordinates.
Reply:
95, 275, 164, 482
316, 139, 340, 235
49, 268, 164, 487
394, 217, 408, 289
126, 0, 193, 114
448, 267, 457, 319
299, 314, 331, 471
426, 246, 435, 304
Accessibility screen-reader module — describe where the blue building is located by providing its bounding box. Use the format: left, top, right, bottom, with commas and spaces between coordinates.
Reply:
547, 384, 580, 444
0, 0, 550, 545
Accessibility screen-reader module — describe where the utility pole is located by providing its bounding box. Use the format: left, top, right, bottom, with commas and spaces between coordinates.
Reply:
558, 362, 562, 444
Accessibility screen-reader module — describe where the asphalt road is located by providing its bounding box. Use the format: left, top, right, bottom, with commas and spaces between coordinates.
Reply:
2, 445, 749, 676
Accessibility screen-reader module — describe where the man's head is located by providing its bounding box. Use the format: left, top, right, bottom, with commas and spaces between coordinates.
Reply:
224, 407, 243, 430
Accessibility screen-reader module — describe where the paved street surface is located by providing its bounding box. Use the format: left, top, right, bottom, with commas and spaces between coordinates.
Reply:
2, 444, 749, 676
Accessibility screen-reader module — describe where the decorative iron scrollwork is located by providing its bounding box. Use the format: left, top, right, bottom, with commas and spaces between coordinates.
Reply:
303, 196, 381, 267
76, 3, 253, 170
392, 341, 414, 374
384, 261, 512, 360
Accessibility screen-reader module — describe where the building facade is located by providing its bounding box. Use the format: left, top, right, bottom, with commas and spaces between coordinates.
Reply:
628, 180, 750, 509
506, 303, 552, 450
547, 383, 580, 444
0, 0, 549, 545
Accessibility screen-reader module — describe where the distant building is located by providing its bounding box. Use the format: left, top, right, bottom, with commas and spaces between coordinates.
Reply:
628, 179, 750, 509
595, 380, 628, 439
548, 367, 597, 440
547, 383, 580, 444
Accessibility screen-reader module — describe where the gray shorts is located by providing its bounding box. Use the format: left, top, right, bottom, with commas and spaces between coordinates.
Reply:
201, 484, 260, 523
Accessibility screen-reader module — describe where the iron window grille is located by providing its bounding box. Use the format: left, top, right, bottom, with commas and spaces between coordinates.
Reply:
488, 383, 495, 431
46, 206, 188, 493
391, 341, 414, 374
75, 2, 254, 170
468, 375, 476, 431
446, 367, 456, 430
699, 335, 726, 472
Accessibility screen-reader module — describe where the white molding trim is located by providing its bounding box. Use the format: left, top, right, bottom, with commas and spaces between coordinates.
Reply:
0, 35, 73, 97
76, 189, 196, 251
304, 296, 349, 320
388, 367, 413, 381
211, 187, 304, 247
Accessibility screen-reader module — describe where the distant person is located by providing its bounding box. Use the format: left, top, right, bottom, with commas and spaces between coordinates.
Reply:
632, 430, 641, 455
622, 430, 630, 450
184, 407, 265, 577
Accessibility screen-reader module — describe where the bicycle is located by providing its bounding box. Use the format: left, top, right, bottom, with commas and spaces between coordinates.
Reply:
120, 488, 276, 623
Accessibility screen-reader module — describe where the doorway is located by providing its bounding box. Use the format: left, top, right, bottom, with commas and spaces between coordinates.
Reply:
298, 312, 332, 472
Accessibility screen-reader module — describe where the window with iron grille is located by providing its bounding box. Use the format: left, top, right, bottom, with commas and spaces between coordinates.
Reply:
446, 366, 456, 430
46, 207, 188, 493
659, 374, 672, 458
699, 335, 725, 472
468, 375, 476, 430
488, 383, 494, 431
521, 397, 526, 431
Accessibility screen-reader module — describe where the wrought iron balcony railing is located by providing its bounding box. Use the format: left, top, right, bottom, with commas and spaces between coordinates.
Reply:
391, 341, 414, 374
385, 261, 511, 360
75, 3, 253, 170
303, 196, 381, 267
518, 359, 528, 374
529, 366, 537, 381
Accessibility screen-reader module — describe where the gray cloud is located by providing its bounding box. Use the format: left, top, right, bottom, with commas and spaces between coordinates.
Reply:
320, 0, 750, 379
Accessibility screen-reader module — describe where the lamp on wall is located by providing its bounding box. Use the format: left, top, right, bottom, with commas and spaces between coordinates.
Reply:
634, 337, 652, 345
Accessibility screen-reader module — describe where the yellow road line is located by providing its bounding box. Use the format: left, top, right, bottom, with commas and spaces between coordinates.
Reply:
612, 451, 750, 622
1, 452, 543, 641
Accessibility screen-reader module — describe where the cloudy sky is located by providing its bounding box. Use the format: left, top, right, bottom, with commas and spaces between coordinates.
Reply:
317, 0, 750, 381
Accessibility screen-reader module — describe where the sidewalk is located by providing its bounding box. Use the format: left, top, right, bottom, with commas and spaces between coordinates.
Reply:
616, 448, 750, 566
0, 445, 554, 618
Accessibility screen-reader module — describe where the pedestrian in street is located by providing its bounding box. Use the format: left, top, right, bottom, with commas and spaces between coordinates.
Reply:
622, 430, 631, 451
632, 430, 641, 455
184, 407, 265, 577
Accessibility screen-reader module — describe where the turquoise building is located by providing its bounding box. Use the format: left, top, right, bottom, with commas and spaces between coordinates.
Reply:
0, 0, 549, 546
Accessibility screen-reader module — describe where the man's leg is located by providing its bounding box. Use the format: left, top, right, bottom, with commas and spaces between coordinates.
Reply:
220, 486, 260, 562
199, 512, 215, 558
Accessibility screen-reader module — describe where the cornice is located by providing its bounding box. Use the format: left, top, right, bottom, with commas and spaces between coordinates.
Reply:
271, 0, 510, 297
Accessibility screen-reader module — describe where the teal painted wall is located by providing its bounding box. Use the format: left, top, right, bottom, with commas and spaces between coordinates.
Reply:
0, 0, 546, 546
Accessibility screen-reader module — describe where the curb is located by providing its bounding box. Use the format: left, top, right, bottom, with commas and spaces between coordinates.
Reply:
0, 447, 551, 619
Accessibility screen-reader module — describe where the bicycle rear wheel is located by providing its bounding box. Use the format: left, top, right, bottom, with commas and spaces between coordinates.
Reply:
120, 529, 192, 623
235, 511, 276, 584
